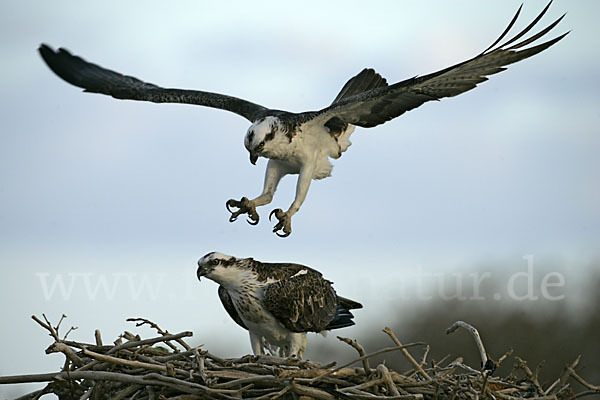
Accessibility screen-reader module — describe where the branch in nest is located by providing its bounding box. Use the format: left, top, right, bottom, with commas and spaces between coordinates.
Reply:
107, 331, 193, 354
337, 336, 371, 375
3, 316, 599, 400
383, 327, 431, 381
305, 342, 425, 384
446, 320, 495, 373
127, 317, 192, 351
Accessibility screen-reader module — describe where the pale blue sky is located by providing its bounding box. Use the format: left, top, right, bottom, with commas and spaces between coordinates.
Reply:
1, 1, 599, 397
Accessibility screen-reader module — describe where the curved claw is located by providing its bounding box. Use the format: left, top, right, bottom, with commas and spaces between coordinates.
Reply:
275, 229, 291, 238
269, 208, 283, 222
225, 197, 260, 225
269, 208, 292, 238
225, 199, 239, 214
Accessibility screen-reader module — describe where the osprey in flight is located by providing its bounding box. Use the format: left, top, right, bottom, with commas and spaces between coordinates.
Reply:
38, 3, 566, 237
197, 252, 362, 358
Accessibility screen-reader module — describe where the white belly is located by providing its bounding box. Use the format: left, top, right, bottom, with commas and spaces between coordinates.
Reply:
262, 121, 355, 181
229, 289, 291, 345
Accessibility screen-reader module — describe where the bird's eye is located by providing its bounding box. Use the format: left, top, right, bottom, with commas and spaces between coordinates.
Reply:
257, 142, 264, 151
210, 259, 220, 266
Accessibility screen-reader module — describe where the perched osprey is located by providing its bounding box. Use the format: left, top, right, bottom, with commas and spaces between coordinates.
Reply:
38, 3, 567, 237
196, 252, 362, 358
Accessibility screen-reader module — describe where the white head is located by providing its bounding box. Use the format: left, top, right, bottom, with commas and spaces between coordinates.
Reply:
244, 116, 285, 164
197, 252, 252, 288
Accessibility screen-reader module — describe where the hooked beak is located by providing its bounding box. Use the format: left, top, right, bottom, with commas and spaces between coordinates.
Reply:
249, 152, 258, 165
196, 265, 209, 281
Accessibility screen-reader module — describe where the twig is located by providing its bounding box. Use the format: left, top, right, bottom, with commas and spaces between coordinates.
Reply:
573, 390, 600, 398
446, 321, 493, 372
515, 356, 544, 394
127, 317, 192, 351
78, 386, 93, 400
496, 348, 514, 368
45, 342, 84, 367
211, 374, 277, 389
339, 377, 385, 393
567, 366, 600, 391
255, 384, 292, 400
550, 355, 581, 395
305, 342, 425, 383
378, 363, 401, 396
82, 348, 191, 378
107, 331, 193, 354
432, 382, 441, 400
383, 327, 431, 380
31, 315, 59, 341
62, 326, 78, 341
453, 361, 481, 375
338, 336, 371, 375
94, 329, 103, 346
290, 381, 336, 400
420, 345, 430, 367
112, 384, 141, 400
54, 314, 67, 333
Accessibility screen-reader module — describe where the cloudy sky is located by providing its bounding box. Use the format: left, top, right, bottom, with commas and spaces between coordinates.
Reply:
1, 0, 598, 397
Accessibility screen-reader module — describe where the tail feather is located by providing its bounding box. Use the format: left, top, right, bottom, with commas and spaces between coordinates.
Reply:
338, 296, 363, 310
325, 296, 363, 330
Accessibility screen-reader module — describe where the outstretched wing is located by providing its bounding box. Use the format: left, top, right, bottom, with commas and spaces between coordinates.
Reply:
218, 286, 248, 330
331, 68, 388, 105
302, 2, 568, 129
263, 270, 338, 333
38, 44, 269, 122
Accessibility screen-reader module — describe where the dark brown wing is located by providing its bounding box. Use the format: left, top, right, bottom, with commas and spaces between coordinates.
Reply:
331, 68, 388, 105
38, 44, 268, 122
263, 270, 338, 333
250, 260, 318, 282
300, 2, 568, 129
218, 285, 247, 330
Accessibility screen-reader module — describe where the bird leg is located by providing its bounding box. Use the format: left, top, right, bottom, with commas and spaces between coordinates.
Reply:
226, 159, 288, 226
269, 163, 314, 238
249, 332, 265, 356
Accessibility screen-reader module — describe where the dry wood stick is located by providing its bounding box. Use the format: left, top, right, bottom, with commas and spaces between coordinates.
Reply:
111, 384, 141, 400
378, 363, 401, 396
338, 336, 371, 375
383, 327, 431, 380
45, 342, 84, 367
127, 317, 192, 351
211, 374, 278, 389
107, 331, 193, 354
305, 342, 424, 384
567, 366, 600, 391
339, 377, 385, 393
31, 315, 59, 341
94, 329, 103, 346
515, 356, 544, 394
446, 321, 491, 372
343, 388, 423, 399
496, 348, 514, 368
549, 355, 580, 395
420, 345, 430, 368
290, 381, 336, 400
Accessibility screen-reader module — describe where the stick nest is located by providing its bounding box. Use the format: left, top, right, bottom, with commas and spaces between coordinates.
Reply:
1, 314, 598, 400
